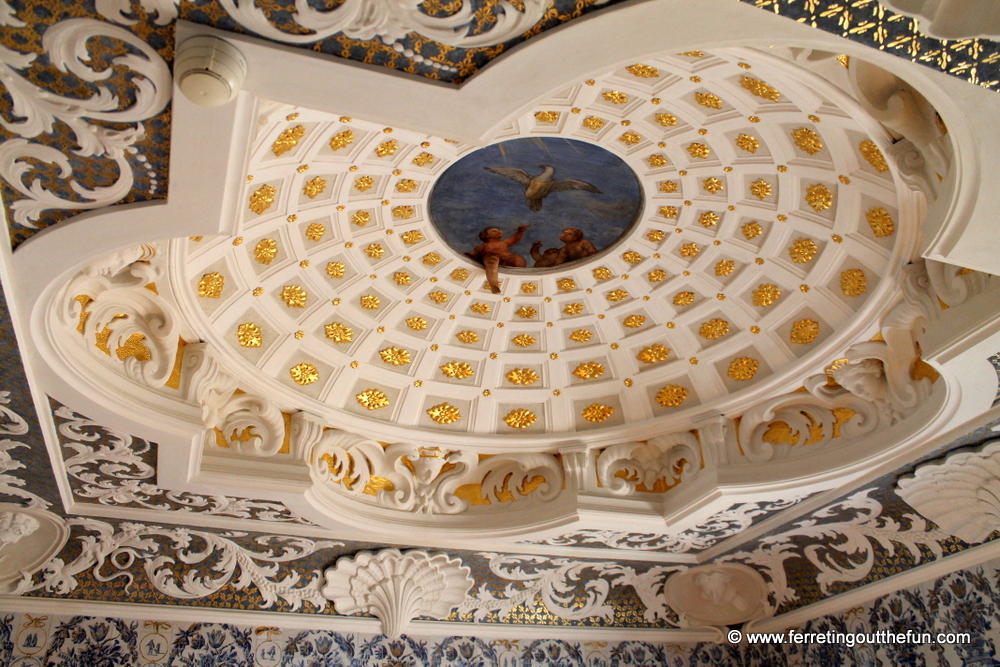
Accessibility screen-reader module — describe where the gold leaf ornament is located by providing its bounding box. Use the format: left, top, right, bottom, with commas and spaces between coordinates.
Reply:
805, 184, 833, 212
290, 362, 319, 386
841, 268, 867, 296
305, 223, 326, 241
728, 357, 759, 380
325, 322, 353, 343
791, 128, 824, 155
356, 389, 390, 410
740, 76, 781, 101
626, 63, 659, 77
656, 385, 688, 407
249, 184, 277, 215
752, 283, 781, 307
699, 318, 730, 339
328, 129, 354, 151
512, 334, 537, 347
237, 323, 262, 348
859, 140, 889, 172
506, 368, 539, 385
504, 409, 537, 429
573, 361, 605, 380
788, 238, 818, 263
749, 179, 772, 200
736, 134, 760, 153
866, 208, 895, 237
272, 125, 305, 156
790, 319, 820, 344
427, 403, 461, 424
253, 238, 278, 264
198, 273, 225, 298
694, 93, 723, 109
379, 346, 411, 366
440, 361, 475, 379
637, 344, 671, 364
582, 404, 614, 423
303, 177, 328, 199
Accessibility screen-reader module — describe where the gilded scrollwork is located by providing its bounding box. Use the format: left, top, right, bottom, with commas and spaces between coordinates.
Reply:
594, 432, 700, 496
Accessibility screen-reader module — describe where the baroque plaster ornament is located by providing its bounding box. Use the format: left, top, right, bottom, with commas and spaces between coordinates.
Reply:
0, 510, 40, 549
896, 440, 1000, 544
595, 432, 700, 496
0, 504, 69, 595
322, 549, 474, 636
664, 563, 769, 627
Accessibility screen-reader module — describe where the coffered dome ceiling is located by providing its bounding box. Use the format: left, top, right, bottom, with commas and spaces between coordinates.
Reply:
177, 48, 905, 440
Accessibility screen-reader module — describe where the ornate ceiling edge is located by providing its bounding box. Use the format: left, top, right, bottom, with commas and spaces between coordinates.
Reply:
3, 0, 1000, 247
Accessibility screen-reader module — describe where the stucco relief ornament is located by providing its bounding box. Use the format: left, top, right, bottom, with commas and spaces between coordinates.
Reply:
896, 440, 1000, 544
664, 563, 769, 627
0, 504, 69, 594
322, 549, 474, 637
0, 16, 171, 225
595, 432, 700, 496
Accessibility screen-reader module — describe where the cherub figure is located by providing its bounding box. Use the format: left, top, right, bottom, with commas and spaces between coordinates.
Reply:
530, 228, 597, 267
468, 225, 528, 293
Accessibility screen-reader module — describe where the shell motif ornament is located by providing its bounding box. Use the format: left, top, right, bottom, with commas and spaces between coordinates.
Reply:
322, 549, 474, 637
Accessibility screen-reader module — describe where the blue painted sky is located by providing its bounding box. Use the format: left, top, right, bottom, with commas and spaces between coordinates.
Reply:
429, 137, 642, 266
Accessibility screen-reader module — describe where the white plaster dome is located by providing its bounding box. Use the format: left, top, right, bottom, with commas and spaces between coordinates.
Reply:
175, 47, 909, 442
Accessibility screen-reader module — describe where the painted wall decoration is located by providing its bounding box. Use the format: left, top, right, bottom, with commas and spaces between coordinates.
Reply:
428, 137, 642, 274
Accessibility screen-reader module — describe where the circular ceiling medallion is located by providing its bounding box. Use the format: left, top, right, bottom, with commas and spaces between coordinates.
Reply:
428, 137, 642, 273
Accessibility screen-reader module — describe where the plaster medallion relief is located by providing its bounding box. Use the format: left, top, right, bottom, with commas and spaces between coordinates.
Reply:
896, 440, 1000, 544
663, 563, 769, 627
0, 504, 69, 594
322, 548, 474, 637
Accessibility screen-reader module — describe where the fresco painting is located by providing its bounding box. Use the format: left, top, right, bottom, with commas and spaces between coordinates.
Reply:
429, 137, 643, 288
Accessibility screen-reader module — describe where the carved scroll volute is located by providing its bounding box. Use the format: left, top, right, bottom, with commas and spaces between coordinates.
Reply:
63, 244, 181, 387
595, 432, 700, 496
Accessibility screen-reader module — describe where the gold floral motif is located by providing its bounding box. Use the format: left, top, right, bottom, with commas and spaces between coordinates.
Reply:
638, 344, 671, 364
702, 177, 724, 194
506, 368, 539, 385
198, 273, 225, 298
354, 175, 374, 192
557, 278, 576, 291
646, 155, 668, 169
679, 50, 705, 58
686, 143, 711, 159
788, 238, 818, 264
736, 134, 760, 153
422, 252, 442, 266
401, 230, 424, 244
364, 243, 383, 258
376, 139, 398, 157
396, 179, 418, 192
326, 262, 346, 278
659, 206, 679, 218
805, 184, 833, 212
360, 294, 381, 309
470, 302, 491, 314
515, 282, 536, 295
694, 93, 723, 109
429, 291, 449, 304
791, 128, 824, 155
356, 389, 390, 410
603, 90, 628, 104
535, 110, 560, 123
715, 260, 735, 276
648, 269, 667, 282
325, 322, 353, 342
740, 76, 781, 101
512, 334, 537, 347
699, 318, 730, 339
752, 283, 781, 307
407, 317, 428, 331
272, 125, 305, 156
426, 403, 461, 424
673, 291, 696, 306
249, 184, 276, 215
456, 330, 479, 343
623, 315, 646, 328
583, 116, 606, 130
412, 152, 435, 167
504, 409, 537, 429
515, 306, 537, 318
622, 251, 643, 264
569, 329, 593, 342
658, 181, 678, 193
303, 177, 327, 199
728, 357, 759, 380
563, 303, 584, 315
654, 113, 678, 127
582, 404, 614, 423
859, 140, 889, 172
866, 207, 895, 237
352, 211, 371, 227
305, 223, 326, 242
379, 347, 411, 366
699, 211, 720, 227
742, 222, 763, 240
280, 285, 308, 308
391, 206, 414, 220
619, 131, 642, 146
790, 319, 820, 344
440, 361, 475, 379
254, 239, 277, 264
679, 243, 700, 258
656, 385, 688, 407
329, 130, 354, 151
393, 272, 412, 285
750, 179, 772, 200
841, 269, 867, 296
606, 289, 629, 302
289, 362, 319, 386
626, 63, 659, 77
237, 323, 262, 348
449, 268, 469, 281
645, 229, 666, 243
